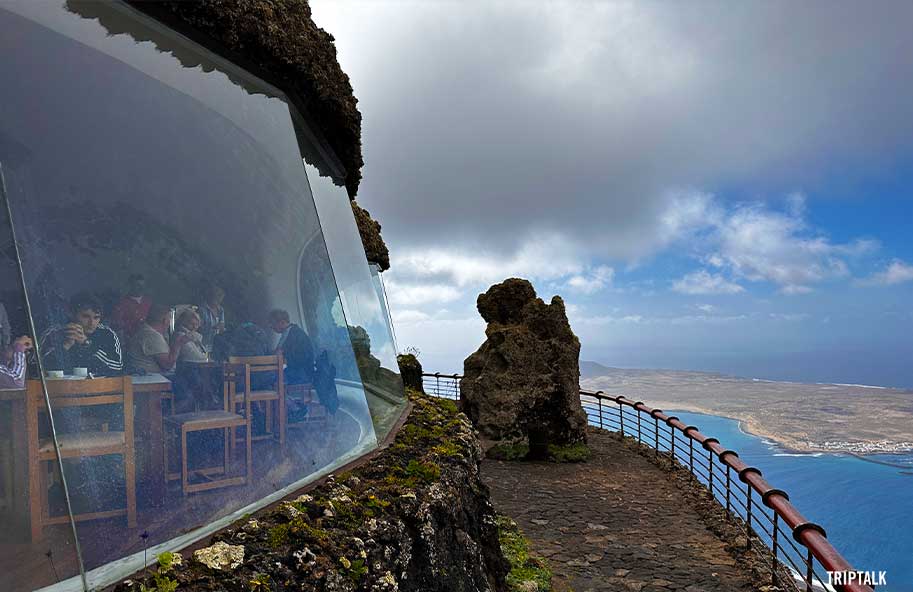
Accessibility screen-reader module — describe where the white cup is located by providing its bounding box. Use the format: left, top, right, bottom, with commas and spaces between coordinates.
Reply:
72, 367, 88, 377
46, 370, 64, 379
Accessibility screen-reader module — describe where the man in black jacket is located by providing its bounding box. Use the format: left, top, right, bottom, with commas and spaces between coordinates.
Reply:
268, 309, 313, 385
39, 293, 123, 376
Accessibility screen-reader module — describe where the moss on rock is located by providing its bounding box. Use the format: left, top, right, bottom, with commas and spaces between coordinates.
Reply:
352, 200, 391, 271
496, 515, 552, 592
487, 442, 591, 463
117, 389, 509, 592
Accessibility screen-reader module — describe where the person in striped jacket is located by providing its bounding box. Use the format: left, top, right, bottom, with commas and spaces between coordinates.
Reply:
0, 335, 31, 389
38, 293, 123, 377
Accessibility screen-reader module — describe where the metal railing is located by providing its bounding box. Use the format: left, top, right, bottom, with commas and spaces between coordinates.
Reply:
421, 372, 461, 400
422, 373, 872, 592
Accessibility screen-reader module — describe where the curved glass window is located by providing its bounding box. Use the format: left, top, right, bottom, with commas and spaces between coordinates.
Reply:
306, 170, 406, 439
0, 2, 403, 590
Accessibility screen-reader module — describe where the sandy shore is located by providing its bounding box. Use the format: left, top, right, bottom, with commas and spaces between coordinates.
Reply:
582, 368, 913, 456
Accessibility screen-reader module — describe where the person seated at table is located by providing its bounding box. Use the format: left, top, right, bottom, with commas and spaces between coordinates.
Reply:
0, 335, 32, 389
39, 293, 124, 376
268, 309, 314, 385
110, 273, 152, 338
173, 309, 208, 363
128, 304, 188, 375
198, 284, 226, 352
269, 309, 315, 422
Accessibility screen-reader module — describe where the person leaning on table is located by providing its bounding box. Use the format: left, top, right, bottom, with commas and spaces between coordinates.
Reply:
128, 303, 189, 375
39, 292, 124, 376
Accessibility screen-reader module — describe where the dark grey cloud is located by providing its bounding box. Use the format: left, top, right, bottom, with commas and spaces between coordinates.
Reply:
313, 0, 913, 264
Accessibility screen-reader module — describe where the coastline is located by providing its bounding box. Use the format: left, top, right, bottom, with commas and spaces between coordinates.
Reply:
647, 399, 913, 457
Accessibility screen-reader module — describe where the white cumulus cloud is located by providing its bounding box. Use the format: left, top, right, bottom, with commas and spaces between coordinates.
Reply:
565, 266, 615, 294
860, 259, 913, 286
672, 270, 744, 295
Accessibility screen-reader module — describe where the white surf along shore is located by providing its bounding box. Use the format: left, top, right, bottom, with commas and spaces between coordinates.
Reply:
580, 363, 913, 456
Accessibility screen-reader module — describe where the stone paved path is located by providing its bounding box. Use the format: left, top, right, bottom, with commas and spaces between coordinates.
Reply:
482, 430, 761, 592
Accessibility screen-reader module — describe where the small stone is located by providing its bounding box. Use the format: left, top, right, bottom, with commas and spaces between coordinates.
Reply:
517, 582, 539, 592
566, 558, 590, 567
193, 541, 244, 570
652, 579, 673, 587
587, 522, 608, 530
585, 553, 603, 562
243, 519, 260, 532
281, 502, 302, 520
531, 519, 549, 526
294, 494, 313, 504
615, 569, 631, 577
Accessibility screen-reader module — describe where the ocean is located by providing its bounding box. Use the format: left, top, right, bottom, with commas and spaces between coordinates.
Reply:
668, 410, 913, 592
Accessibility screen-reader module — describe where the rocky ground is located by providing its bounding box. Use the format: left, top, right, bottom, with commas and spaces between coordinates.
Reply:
115, 392, 509, 592
483, 428, 786, 592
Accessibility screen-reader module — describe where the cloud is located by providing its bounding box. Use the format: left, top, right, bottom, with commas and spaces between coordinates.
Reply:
672, 270, 744, 295
565, 266, 615, 294
391, 234, 589, 287
391, 309, 431, 324
860, 259, 913, 286
712, 203, 876, 291
769, 312, 811, 321
313, 1, 913, 265
385, 281, 462, 307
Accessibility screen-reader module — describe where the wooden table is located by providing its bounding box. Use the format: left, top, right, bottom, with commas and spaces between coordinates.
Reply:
0, 373, 173, 526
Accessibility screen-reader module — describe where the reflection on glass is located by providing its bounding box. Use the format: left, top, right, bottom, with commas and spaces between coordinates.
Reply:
306, 168, 406, 439
0, 1, 390, 589
1, 169, 83, 591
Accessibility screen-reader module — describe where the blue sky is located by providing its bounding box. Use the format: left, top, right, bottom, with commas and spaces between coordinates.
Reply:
312, 1, 913, 387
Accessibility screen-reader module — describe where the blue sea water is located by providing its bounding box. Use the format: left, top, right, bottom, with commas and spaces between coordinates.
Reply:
668, 410, 913, 592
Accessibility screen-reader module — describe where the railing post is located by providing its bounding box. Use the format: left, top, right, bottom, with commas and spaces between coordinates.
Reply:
772, 512, 779, 585
670, 424, 675, 458
435, 373, 440, 397
806, 549, 813, 592
725, 464, 731, 517
598, 398, 604, 429
688, 438, 694, 478
746, 485, 753, 550
637, 411, 641, 442
619, 402, 624, 436
654, 416, 659, 454
708, 449, 714, 492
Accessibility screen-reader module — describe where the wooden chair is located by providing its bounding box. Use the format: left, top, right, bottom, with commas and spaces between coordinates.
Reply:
228, 355, 285, 446
26, 377, 136, 542
163, 363, 250, 495
285, 383, 327, 429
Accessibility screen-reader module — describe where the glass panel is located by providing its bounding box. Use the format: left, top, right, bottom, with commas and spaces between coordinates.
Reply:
370, 264, 399, 355
305, 169, 406, 440
0, 166, 83, 591
0, 2, 378, 589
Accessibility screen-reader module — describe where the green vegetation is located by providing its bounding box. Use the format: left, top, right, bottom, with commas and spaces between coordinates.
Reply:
487, 443, 530, 461
339, 556, 368, 582
138, 554, 180, 592
496, 515, 552, 592
548, 442, 591, 463
248, 573, 271, 591
487, 442, 590, 463
156, 552, 179, 572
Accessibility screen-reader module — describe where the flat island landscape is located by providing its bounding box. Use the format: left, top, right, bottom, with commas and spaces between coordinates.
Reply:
581, 361, 913, 455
